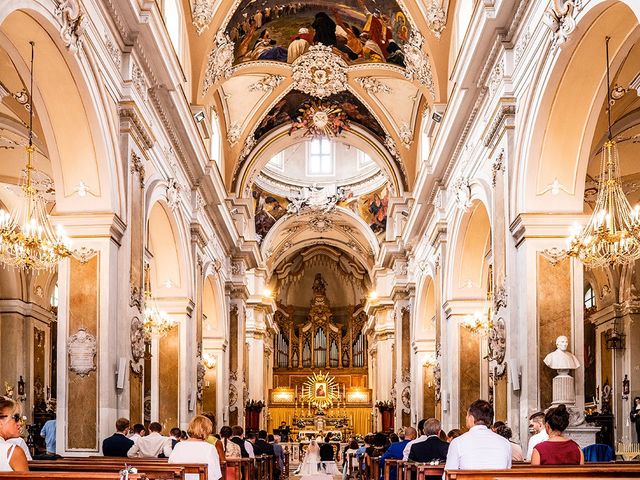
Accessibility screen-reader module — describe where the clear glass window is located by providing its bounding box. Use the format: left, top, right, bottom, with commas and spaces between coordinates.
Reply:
584, 286, 595, 309
307, 138, 334, 176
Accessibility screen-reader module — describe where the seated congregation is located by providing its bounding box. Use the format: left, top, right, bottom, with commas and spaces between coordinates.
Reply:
2, 397, 637, 480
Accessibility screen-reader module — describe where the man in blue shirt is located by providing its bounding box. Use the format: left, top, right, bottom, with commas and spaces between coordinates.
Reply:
380, 427, 416, 479
40, 416, 56, 455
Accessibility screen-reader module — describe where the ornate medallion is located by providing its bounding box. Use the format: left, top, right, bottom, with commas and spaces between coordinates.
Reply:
67, 328, 97, 377
291, 45, 348, 98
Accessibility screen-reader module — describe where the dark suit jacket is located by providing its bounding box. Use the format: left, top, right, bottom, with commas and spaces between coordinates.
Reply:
408, 436, 449, 463
253, 439, 275, 457
319, 442, 334, 461
231, 436, 249, 458
102, 433, 134, 457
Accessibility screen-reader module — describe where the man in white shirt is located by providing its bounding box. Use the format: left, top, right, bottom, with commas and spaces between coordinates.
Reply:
444, 399, 512, 471
525, 412, 548, 461
128, 423, 146, 444
127, 422, 172, 458
402, 418, 427, 460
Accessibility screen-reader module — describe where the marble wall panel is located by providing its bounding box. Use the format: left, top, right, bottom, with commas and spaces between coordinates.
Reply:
159, 327, 179, 430
67, 256, 98, 450
537, 255, 571, 409
203, 368, 217, 413
130, 371, 142, 424
459, 325, 480, 429
33, 327, 45, 404
422, 365, 435, 418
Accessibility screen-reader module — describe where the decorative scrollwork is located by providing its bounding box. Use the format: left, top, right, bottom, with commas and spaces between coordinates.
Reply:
291, 45, 348, 98
425, 1, 447, 39
191, 0, 215, 35
203, 30, 235, 94
403, 31, 436, 99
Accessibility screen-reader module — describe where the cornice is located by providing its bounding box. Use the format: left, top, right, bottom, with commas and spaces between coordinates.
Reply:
510, 213, 590, 247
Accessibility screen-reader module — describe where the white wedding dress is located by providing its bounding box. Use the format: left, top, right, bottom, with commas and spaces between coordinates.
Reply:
296, 441, 320, 475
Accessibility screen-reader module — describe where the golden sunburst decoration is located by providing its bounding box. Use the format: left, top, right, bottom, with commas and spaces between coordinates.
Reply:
301, 371, 339, 411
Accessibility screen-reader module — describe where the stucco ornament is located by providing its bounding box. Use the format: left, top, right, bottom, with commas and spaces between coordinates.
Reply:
488, 317, 507, 378
67, 328, 97, 377
543, 0, 582, 47
203, 30, 235, 94
355, 77, 391, 95
249, 75, 285, 93
130, 316, 145, 373
425, 1, 447, 39
191, 0, 215, 35
54, 0, 86, 52
403, 31, 436, 100
452, 176, 472, 211
291, 45, 348, 98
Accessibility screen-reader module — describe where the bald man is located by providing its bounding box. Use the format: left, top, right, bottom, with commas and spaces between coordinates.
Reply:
381, 427, 417, 478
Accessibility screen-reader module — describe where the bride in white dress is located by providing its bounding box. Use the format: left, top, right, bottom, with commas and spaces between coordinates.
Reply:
296, 439, 320, 475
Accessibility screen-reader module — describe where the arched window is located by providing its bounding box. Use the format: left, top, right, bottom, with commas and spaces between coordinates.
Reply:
584, 285, 596, 310
211, 111, 222, 169
50, 283, 59, 308
163, 0, 182, 56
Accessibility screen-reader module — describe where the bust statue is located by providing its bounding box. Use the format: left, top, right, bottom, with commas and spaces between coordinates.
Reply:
544, 335, 580, 370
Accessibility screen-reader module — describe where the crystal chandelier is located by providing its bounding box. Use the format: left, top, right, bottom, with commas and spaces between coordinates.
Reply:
0, 42, 71, 271
567, 37, 640, 268
143, 264, 177, 338
461, 311, 493, 336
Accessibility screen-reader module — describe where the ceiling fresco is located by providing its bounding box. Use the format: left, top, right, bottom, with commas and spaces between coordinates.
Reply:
225, 0, 411, 66
254, 89, 386, 141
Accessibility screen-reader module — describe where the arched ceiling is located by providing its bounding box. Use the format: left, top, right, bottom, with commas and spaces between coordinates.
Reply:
261, 206, 379, 275
180, 0, 455, 190
585, 38, 640, 211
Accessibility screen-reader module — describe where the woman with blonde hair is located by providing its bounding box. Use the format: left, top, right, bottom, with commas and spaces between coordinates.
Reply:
169, 415, 222, 480
0, 398, 28, 472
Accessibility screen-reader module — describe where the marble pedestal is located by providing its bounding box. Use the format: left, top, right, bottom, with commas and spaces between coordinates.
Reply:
551, 371, 575, 405
565, 425, 601, 449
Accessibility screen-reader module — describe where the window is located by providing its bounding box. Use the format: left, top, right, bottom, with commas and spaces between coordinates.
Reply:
357, 150, 373, 169
307, 138, 334, 176
210, 111, 221, 168
163, 0, 182, 56
584, 285, 596, 310
50, 283, 59, 308
268, 152, 284, 171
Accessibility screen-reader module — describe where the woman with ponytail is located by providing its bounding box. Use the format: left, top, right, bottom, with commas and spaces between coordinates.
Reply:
530, 404, 583, 465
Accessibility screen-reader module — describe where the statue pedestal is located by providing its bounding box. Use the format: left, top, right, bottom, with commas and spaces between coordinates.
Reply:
565, 425, 600, 449
551, 371, 576, 405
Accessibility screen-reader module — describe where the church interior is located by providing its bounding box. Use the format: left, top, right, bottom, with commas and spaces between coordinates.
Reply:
3, 0, 640, 477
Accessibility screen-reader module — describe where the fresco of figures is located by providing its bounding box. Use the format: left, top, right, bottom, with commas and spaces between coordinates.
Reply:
226, 0, 410, 66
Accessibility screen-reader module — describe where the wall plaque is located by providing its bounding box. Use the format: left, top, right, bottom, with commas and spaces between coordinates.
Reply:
67, 327, 97, 377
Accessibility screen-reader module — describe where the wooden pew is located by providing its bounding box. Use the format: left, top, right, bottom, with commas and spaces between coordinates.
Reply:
445, 465, 640, 480
30, 458, 208, 480
30, 460, 183, 480
0, 474, 146, 480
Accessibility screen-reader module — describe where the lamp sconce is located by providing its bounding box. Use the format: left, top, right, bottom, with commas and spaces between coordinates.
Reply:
202, 352, 216, 370
623, 374, 630, 400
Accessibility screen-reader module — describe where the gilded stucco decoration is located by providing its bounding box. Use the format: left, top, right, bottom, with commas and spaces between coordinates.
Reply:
203, 30, 235, 94
67, 328, 97, 377
355, 77, 391, 95
191, 0, 216, 35
249, 75, 285, 93
403, 31, 436, 99
291, 45, 348, 98
425, 1, 446, 39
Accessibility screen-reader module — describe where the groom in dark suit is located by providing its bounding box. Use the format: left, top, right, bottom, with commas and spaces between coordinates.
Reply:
409, 418, 449, 479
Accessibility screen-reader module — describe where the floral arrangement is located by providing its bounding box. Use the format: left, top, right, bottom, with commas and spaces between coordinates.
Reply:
119, 465, 138, 480
289, 101, 350, 138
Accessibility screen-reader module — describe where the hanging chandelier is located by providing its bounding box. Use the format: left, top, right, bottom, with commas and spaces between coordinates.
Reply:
567, 37, 640, 268
461, 311, 493, 336
0, 42, 71, 271
201, 352, 216, 370
143, 264, 177, 338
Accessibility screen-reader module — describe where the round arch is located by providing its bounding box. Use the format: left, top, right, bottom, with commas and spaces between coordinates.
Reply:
0, 5, 123, 216
146, 201, 192, 299
413, 274, 436, 344
517, 0, 640, 214
233, 123, 406, 198
446, 199, 492, 301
